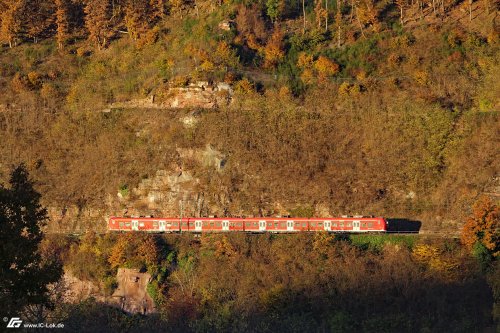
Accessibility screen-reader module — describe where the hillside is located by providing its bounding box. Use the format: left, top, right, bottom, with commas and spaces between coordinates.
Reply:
0, 0, 498, 234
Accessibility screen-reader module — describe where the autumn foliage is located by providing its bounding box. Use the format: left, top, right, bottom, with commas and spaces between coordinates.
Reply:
461, 196, 499, 258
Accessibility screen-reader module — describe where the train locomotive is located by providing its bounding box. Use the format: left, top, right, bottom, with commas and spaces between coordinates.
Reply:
108, 216, 388, 233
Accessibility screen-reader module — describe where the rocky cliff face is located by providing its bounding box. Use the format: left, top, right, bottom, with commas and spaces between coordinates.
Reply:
63, 268, 155, 314
104, 81, 233, 111
46, 145, 226, 233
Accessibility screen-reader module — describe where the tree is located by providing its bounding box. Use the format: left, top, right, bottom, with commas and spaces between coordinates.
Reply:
266, 0, 285, 23
461, 196, 499, 258
395, 0, 406, 26
264, 28, 285, 69
0, 0, 23, 48
150, 0, 166, 19
55, 0, 70, 49
314, 55, 340, 82
169, 0, 187, 17
124, 0, 150, 42
84, 0, 112, 50
314, 0, 327, 29
302, 0, 306, 33
24, 0, 55, 43
335, 7, 343, 47
0, 164, 62, 318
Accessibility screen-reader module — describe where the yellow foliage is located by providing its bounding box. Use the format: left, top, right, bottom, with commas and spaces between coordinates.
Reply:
297, 52, 314, 69
300, 68, 315, 85
413, 70, 429, 86
264, 29, 285, 69
214, 236, 236, 258
215, 41, 233, 66
27, 71, 42, 89
412, 244, 440, 264
234, 78, 254, 94
278, 86, 291, 98
350, 83, 361, 96
200, 60, 216, 72
108, 237, 128, 268
338, 82, 351, 97
412, 244, 458, 278
314, 56, 340, 82
247, 33, 263, 52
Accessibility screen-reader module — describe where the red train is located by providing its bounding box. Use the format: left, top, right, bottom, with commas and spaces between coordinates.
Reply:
108, 216, 388, 233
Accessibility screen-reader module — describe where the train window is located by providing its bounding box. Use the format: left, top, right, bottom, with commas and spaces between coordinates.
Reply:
189, 222, 194, 226
210, 222, 214, 226
274, 222, 279, 227
254, 222, 258, 226
268, 222, 272, 227
236, 222, 241, 227
347, 222, 352, 227
119, 222, 124, 227
280, 222, 286, 227
173, 222, 178, 226
368, 222, 373, 228
295, 222, 300, 226
362, 222, 366, 227
139, 222, 145, 227
332, 222, 337, 227
203, 221, 208, 226
153, 222, 158, 227
311, 222, 316, 227
125, 223, 131, 227
318, 222, 323, 227
182, 222, 187, 226
339, 222, 344, 227
216, 222, 221, 227
302, 222, 307, 227
245, 222, 251, 227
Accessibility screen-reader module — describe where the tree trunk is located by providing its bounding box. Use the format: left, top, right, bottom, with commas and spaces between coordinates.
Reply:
303, 0, 307, 33
325, 0, 328, 31
469, 0, 472, 21
338, 25, 341, 47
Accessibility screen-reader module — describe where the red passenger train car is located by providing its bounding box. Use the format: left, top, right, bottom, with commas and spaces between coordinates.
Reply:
108, 216, 388, 233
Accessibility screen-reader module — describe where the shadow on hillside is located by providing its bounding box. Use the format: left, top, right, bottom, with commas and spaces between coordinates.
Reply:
386, 218, 422, 233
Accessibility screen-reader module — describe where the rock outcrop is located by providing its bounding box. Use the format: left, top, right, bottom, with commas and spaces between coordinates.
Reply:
63, 268, 155, 315
104, 81, 233, 111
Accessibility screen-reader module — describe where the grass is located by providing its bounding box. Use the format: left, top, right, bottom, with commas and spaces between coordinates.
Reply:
349, 234, 418, 251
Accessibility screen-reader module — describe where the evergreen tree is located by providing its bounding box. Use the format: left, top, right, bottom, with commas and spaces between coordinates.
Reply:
0, 164, 62, 318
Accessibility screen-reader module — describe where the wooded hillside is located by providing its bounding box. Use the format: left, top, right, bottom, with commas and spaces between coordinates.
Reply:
0, 0, 498, 233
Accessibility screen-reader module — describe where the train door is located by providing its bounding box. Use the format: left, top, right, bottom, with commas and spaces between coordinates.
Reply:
222, 220, 229, 231
132, 220, 139, 231
159, 220, 166, 232
287, 220, 294, 231
259, 220, 266, 231
324, 221, 331, 231
353, 221, 360, 231
195, 220, 202, 232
